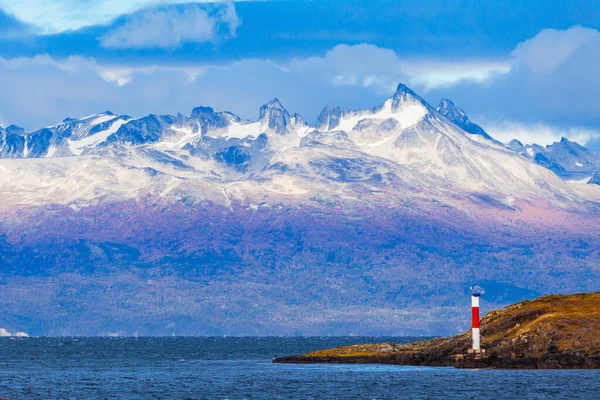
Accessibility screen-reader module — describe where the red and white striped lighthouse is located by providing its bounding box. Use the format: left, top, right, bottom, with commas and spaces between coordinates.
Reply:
471, 289, 481, 351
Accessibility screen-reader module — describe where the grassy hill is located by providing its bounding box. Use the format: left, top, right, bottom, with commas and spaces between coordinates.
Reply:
274, 292, 600, 369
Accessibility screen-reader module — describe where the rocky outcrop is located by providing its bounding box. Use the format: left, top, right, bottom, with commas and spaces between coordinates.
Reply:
508, 137, 600, 180
316, 106, 342, 131
274, 292, 600, 369
437, 98, 494, 141
259, 98, 293, 135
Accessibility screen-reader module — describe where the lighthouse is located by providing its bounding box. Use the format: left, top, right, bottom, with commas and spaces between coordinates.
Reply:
471, 288, 482, 352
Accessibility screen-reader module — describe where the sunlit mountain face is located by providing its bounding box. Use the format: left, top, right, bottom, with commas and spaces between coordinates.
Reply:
1, 83, 599, 336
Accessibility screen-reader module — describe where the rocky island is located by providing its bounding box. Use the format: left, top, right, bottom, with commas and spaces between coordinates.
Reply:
274, 293, 600, 369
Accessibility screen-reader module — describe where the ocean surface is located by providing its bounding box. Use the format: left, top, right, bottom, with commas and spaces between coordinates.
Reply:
0, 337, 598, 399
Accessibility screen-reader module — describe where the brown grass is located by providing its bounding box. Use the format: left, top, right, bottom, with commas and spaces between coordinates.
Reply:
301, 292, 600, 360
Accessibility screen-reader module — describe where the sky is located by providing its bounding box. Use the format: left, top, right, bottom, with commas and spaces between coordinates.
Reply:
1, 0, 600, 149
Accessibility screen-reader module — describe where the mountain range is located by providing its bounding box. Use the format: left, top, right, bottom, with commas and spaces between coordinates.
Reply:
507, 137, 600, 181
0, 83, 599, 336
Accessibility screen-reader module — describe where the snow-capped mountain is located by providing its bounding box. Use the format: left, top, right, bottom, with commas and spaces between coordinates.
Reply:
0, 112, 132, 158
430, 99, 600, 185
436, 98, 497, 143
1, 82, 599, 336
507, 137, 600, 183
0, 82, 593, 209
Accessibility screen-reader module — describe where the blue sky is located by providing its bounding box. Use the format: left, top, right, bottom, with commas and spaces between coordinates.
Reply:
1, 0, 600, 149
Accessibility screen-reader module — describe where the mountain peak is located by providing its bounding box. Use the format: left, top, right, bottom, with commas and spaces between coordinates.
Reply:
436, 98, 494, 140
259, 98, 292, 135
190, 106, 228, 133
555, 136, 588, 151
191, 106, 215, 118
316, 106, 342, 131
560, 136, 575, 145
262, 97, 286, 110
438, 98, 455, 108
507, 139, 525, 152
393, 82, 419, 97
509, 135, 600, 179
437, 98, 466, 119
390, 82, 429, 113
547, 136, 588, 153
6, 125, 25, 135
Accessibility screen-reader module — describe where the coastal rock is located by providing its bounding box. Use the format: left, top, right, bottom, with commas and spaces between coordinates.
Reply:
274, 292, 600, 369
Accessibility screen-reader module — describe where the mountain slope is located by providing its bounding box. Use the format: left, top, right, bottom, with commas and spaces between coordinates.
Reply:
435, 105, 600, 184
508, 137, 600, 181
1, 83, 590, 210
436, 98, 497, 143
0, 82, 599, 336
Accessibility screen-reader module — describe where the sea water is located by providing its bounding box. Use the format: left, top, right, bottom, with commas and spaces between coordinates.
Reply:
0, 337, 598, 399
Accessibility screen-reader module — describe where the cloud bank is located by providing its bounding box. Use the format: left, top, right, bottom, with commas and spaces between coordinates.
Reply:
0, 45, 513, 130
100, 3, 240, 49
428, 26, 600, 129
290, 44, 510, 94
0, 0, 239, 34
1, 26, 600, 149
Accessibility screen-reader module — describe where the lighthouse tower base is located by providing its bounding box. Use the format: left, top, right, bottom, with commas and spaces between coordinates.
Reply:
468, 349, 486, 354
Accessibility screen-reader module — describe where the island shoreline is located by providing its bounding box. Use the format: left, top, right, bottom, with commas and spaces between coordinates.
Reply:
273, 293, 600, 370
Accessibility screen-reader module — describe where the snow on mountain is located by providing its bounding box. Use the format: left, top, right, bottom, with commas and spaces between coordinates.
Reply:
546, 137, 600, 174
0, 83, 598, 211
2, 82, 600, 336
323, 85, 429, 135
436, 98, 496, 143
1, 112, 133, 159
508, 136, 600, 182
304, 84, 580, 202
0, 125, 26, 158
433, 103, 600, 185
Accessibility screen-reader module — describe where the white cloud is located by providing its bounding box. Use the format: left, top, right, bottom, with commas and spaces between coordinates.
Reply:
290, 44, 511, 94
98, 65, 207, 86
484, 120, 600, 147
0, 48, 545, 140
1, 32, 600, 151
0, 51, 384, 129
0, 0, 241, 34
0, 55, 120, 128
403, 60, 511, 90
511, 26, 599, 75
100, 3, 240, 49
424, 26, 600, 146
